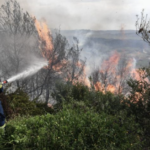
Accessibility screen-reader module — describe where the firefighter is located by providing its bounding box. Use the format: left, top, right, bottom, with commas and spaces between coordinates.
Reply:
0, 82, 6, 129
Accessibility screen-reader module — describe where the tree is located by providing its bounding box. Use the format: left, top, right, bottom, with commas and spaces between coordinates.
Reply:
0, 1, 86, 104
43, 32, 69, 104
136, 9, 150, 44
66, 37, 86, 84
36, 29, 86, 104
0, 0, 39, 87
126, 67, 150, 147
0, 1, 49, 102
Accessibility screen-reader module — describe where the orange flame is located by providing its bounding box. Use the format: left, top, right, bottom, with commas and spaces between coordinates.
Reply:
101, 52, 120, 74
34, 19, 53, 59
35, 19, 68, 72
52, 59, 68, 72
107, 84, 116, 93
88, 52, 149, 95
94, 82, 103, 92
34, 19, 149, 99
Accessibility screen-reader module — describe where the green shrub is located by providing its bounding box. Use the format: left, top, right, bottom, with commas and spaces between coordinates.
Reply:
1, 89, 53, 118
53, 82, 126, 115
126, 69, 150, 148
0, 106, 142, 150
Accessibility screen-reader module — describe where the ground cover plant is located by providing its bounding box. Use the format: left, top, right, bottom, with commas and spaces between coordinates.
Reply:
1, 73, 150, 149
0, 103, 142, 150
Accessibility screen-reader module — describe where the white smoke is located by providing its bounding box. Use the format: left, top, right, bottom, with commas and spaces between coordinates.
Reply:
132, 58, 137, 70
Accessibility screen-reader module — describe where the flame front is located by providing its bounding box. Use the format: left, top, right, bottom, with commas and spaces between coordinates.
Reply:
34, 19, 67, 72
34, 19, 148, 99
81, 51, 149, 96
34, 19, 53, 60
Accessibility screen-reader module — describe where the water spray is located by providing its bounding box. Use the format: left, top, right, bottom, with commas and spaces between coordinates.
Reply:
2, 59, 48, 84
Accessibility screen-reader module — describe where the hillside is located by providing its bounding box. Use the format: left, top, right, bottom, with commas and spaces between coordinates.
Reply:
60, 30, 150, 68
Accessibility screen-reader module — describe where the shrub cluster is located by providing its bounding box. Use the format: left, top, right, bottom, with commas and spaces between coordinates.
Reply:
53, 82, 150, 149
0, 89, 53, 119
0, 106, 141, 150
1, 78, 150, 149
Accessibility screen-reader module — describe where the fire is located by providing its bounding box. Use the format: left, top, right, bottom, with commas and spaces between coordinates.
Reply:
66, 60, 89, 86
98, 52, 120, 93
82, 66, 91, 87
34, 19, 148, 99
52, 59, 68, 72
94, 82, 104, 92
101, 52, 120, 74
107, 84, 116, 93
34, 19, 68, 72
87, 52, 149, 95
34, 19, 53, 59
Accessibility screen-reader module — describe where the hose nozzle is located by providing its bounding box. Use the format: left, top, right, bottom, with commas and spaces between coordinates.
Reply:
2, 80, 8, 84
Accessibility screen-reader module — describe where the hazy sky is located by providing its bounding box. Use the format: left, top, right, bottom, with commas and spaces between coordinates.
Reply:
1, 0, 150, 30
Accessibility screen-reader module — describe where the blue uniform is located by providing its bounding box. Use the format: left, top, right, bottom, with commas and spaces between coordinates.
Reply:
0, 84, 5, 127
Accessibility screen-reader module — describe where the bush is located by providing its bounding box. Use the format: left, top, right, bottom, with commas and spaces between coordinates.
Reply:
0, 89, 53, 118
53, 82, 126, 115
126, 69, 150, 148
0, 105, 142, 150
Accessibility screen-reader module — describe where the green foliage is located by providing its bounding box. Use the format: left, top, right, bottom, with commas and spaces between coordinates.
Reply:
8, 89, 36, 116
126, 67, 150, 147
71, 83, 90, 101
52, 81, 150, 148
53, 82, 126, 115
5, 89, 53, 118
1, 76, 150, 149
0, 106, 142, 150
52, 82, 73, 103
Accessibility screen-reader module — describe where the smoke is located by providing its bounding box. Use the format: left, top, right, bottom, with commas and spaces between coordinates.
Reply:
1, 0, 150, 31
9, 0, 150, 31
7, 59, 47, 83
132, 58, 137, 69
0, 30, 44, 78
61, 28, 150, 79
